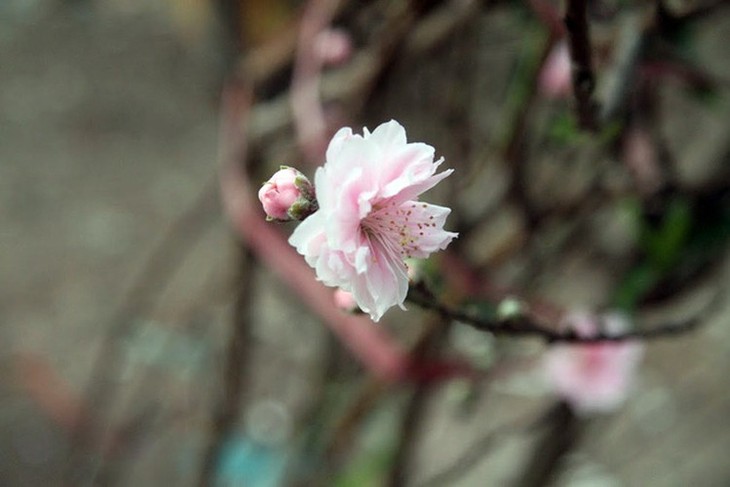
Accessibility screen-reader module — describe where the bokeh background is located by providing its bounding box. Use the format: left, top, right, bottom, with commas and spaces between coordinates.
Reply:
1, 0, 729, 486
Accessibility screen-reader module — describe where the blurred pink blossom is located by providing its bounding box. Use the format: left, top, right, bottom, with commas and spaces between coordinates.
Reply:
623, 127, 662, 194
544, 312, 644, 414
314, 28, 353, 66
258, 167, 316, 222
289, 120, 457, 321
539, 41, 572, 99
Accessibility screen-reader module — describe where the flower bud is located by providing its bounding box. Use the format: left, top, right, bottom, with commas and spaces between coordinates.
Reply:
259, 167, 318, 222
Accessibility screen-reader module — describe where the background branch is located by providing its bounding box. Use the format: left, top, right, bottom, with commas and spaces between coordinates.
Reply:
196, 246, 256, 487
512, 402, 585, 487
564, 0, 598, 130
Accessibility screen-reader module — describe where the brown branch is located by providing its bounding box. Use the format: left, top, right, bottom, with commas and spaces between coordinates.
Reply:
323, 379, 389, 473
564, 0, 599, 130
512, 402, 585, 487
196, 246, 257, 487
407, 283, 703, 344
417, 406, 555, 487
387, 382, 432, 487
387, 318, 451, 487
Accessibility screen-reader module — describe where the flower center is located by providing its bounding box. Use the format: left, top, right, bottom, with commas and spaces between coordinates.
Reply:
361, 201, 422, 260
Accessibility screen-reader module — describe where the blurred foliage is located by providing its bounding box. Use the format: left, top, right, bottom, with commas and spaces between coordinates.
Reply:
614, 190, 730, 311
241, 0, 299, 46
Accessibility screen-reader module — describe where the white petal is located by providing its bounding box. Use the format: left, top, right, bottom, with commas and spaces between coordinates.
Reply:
289, 211, 326, 256
325, 127, 354, 164
394, 201, 457, 258
354, 245, 370, 274
366, 120, 407, 149
387, 165, 452, 204
378, 143, 437, 199
364, 240, 409, 320
313, 167, 330, 210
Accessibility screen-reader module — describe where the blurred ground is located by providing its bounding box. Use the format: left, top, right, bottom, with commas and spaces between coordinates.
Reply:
0, 2, 227, 484
1, 1, 729, 486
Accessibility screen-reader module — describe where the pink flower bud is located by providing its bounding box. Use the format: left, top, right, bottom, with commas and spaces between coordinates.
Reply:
314, 28, 353, 67
333, 289, 359, 313
259, 167, 317, 222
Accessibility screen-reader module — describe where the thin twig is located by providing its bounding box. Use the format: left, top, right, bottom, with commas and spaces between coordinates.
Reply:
388, 382, 432, 487
417, 405, 556, 487
599, 12, 646, 124
196, 246, 257, 487
324, 379, 389, 472
564, 0, 599, 130
387, 318, 451, 487
407, 283, 703, 343
512, 401, 584, 487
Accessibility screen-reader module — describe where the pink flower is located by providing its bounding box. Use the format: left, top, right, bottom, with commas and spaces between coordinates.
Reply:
258, 167, 317, 222
544, 312, 644, 415
289, 120, 457, 321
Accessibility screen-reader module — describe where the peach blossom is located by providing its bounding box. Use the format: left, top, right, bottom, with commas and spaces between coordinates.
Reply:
289, 121, 456, 321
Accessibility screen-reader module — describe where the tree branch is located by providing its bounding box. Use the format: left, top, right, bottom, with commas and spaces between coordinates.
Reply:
417, 406, 555, 487
512, 402, 584, 487
564, 0, 598, 130
196, 246, 256, 487
387, 318, 451, 487
407, 283, 703, 343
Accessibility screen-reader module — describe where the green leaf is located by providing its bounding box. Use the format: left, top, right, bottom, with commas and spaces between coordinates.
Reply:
641, 197, 692, 271
612, 262, 661, 311
547, 112, 582, 145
